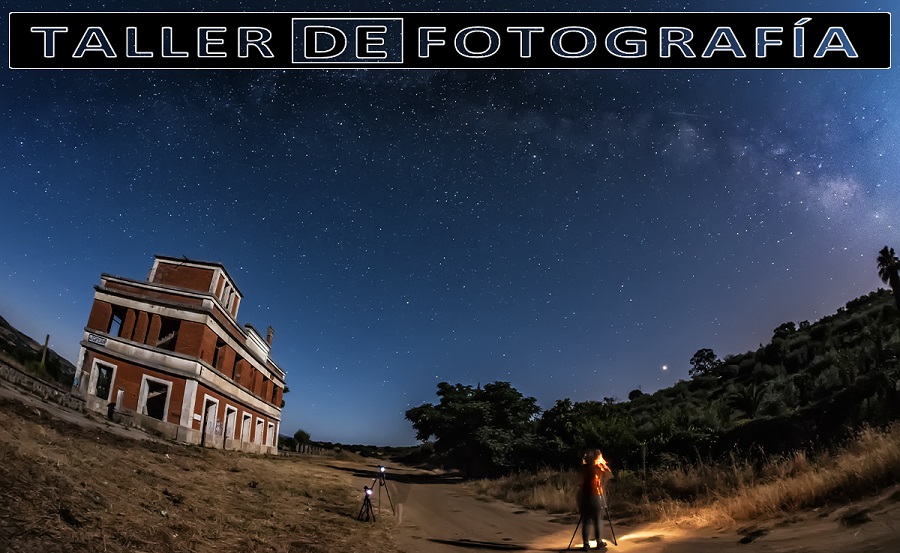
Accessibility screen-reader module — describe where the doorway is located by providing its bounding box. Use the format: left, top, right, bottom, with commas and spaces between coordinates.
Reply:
200, 397, 218, 447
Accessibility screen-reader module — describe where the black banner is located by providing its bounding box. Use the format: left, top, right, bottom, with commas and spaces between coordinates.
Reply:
8, 12, 892, 69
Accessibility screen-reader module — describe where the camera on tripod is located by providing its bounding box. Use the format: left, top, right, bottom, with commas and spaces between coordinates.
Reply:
357, 465, 394, 522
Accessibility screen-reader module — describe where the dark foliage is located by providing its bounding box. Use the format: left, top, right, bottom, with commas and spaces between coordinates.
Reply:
406, 287, 900, 476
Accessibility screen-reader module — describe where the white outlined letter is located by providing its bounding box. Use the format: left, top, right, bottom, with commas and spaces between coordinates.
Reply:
702, 27, 747, 58
605, 27, 645, 58
239, 27, 274, 58
455, 27, 501, 58
30, 27, 67, 58
507, 27, 544, 58
356, 25, 388, 60
418, 27, 446, 58
552, 26, 598, 58
660, 27, 695, 58
198, 27, 228, 58
73, 27, 116, 58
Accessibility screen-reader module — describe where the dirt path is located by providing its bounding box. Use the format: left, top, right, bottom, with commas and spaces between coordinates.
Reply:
339, 463, 596, 552
347, 463, 900, 553
0, 377, 166, 443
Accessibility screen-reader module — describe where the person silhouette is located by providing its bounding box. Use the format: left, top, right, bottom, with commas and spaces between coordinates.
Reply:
578, 448, 611, 550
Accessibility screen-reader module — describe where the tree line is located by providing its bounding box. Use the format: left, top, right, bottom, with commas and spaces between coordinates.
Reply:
404, 246, 900, 476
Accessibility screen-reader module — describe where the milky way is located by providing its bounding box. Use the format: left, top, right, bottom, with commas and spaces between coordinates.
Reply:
1, 0, 897, 444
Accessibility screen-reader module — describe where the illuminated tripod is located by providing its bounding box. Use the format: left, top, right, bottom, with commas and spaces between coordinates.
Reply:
357, 465, 395, 523
357, 485, 376, 522
567, 493, 617, 549
371, 465, 395, 516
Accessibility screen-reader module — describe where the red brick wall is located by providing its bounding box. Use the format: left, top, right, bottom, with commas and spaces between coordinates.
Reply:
175, 321, 206, 358
198, 327, 218, 366
234, 359, 249, 387
84, 350, 187, 425
252, 369, 263, 396
104, 281, 205, 308
208, 305, 245, 342
263, 378, 273, 404
86, 301, 112, 332
174, 322, 225, 365
133, 312, 149, 344
121, 309, 136, 340
147, 314, 162, 346
191, 383, 276, 444
152, 263, 214, 293
220, 346, 236, 377
274, 386, 283, 407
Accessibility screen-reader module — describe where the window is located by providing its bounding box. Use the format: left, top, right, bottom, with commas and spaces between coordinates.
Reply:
211, 338, 225, 370
241, 413, 252, 443
138, 375, 172, 421
224, 406, 238, 441
94, 364, 113, 400
231, 355, 242, 381
200, 396, 219, 448
255, 418, 264, 445
108, 305, 128, 337
155, 317, 180, 351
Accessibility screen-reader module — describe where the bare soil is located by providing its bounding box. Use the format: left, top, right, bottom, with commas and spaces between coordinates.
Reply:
0, 381, 399, 553
2, 379, 898, 553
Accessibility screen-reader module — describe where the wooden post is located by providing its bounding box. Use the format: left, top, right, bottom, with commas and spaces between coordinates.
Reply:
40, 334, 49, 369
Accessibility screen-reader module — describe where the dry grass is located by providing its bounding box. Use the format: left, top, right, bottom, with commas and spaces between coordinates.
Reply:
467, 425, 900, 529
468, 469, 580, 513
668, 425, 900, 527
0, 396, 399, 552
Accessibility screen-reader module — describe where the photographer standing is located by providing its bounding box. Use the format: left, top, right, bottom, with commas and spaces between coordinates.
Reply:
578, 449, 611, 550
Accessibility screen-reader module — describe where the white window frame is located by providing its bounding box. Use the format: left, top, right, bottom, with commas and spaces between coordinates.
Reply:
202, 394, 220, 438
266, 422, 275, 447
87, 359, 117, 400
223, 404, 238, 441
254, 416, 264, 445
137, 374, 173, 421
240, 413, 252, 443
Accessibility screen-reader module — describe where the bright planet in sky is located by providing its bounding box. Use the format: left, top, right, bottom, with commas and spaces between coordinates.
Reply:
1, 0, 897, 446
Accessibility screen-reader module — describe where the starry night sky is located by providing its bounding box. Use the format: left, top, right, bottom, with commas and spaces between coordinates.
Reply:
1, 1, 898, 445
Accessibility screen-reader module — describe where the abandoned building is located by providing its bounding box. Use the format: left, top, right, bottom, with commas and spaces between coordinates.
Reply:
72, 255, 286, 454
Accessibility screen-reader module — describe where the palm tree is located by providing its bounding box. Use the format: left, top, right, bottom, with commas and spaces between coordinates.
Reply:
876, 246, 900, 310
727, 383, 765, 420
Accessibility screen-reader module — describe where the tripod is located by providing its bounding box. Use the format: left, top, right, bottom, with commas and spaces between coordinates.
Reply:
356, 466, 395, 523
371, 466, 396, 516
567, 493, 617, 549
357, 486, 375, 522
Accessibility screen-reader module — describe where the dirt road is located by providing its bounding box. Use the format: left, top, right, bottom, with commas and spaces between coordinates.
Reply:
386, 467, 577, 552
346, 464, 900, 553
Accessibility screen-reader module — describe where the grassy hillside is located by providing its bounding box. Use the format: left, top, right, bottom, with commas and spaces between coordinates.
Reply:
0, 314, 75, 387
405, 288, 900, 483
0, 395, 399, 553
632, 289, 899, 462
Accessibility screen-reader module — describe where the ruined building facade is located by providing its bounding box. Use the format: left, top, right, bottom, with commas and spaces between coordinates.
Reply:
72, 256, 286, 454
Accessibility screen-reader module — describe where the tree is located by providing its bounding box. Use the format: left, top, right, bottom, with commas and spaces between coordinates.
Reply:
876, 246, 900, 310
773, 321, 797, 339
689, 348, 722, 378
293, 429, 310, 447
405, 381, 540, 475
727, 383, 766, 420
628, 388, 644, 401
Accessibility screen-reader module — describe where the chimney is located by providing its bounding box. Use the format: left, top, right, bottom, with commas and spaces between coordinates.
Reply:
266, 326, 274, 347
